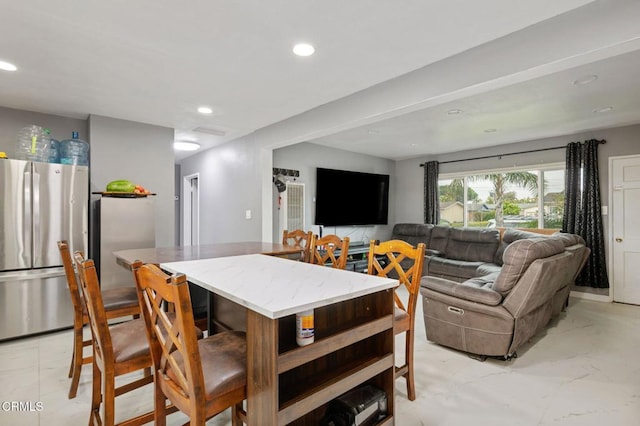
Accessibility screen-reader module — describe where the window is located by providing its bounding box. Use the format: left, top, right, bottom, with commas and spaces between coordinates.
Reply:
438, 165, 564, 229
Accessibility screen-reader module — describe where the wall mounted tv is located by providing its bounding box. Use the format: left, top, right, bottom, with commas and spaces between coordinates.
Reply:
315, 167, 389, 226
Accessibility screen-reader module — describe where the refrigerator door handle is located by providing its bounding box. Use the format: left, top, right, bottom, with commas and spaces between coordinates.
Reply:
32, 170, 40, 263
24, 170, 33, 253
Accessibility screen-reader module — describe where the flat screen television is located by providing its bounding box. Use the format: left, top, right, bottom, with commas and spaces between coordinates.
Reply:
315, 167, 389, 226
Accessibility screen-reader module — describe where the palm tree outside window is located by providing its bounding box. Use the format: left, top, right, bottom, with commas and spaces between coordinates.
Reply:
438, 166, 564, 229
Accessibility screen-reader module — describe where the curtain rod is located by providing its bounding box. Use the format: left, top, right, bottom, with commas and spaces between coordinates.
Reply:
419, 139, 606, 167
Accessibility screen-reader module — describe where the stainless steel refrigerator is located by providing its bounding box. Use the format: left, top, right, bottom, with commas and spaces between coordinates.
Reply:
0, 158, 88, 341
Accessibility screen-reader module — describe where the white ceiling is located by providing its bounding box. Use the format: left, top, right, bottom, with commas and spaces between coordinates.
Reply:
1, 0, 639, 161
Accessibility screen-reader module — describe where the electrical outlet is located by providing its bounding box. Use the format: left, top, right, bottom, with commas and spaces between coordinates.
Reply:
601, 205, 608, 215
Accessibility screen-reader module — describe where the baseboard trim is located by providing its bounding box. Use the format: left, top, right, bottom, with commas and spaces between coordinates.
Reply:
569, 290, 612, 303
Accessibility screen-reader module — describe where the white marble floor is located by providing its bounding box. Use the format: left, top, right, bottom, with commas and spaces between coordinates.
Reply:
1, 297, 638, 425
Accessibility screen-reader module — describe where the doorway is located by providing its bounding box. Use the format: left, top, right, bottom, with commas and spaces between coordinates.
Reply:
611, 154, 640, 305
183, 173, 200, 246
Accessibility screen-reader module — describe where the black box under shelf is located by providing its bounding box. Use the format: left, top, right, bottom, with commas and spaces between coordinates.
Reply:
321, 385, 387, 426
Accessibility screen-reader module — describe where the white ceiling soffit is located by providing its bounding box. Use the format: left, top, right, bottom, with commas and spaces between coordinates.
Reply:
0, 0, 602, 161
257, 0, 640, 160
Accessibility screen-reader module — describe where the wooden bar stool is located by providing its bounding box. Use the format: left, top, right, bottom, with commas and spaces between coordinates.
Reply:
309, 234, 350, 269
368, 239, 425, 401
58, 240, 141, 399
132, 261, 247, 426
73, 252, 157, 426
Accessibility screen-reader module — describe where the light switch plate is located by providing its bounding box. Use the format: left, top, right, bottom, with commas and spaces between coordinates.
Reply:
245, 209, 252, 219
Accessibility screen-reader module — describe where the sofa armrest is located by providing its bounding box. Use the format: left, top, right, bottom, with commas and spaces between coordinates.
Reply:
420, 275, 502, 306
426, 249, 443, 257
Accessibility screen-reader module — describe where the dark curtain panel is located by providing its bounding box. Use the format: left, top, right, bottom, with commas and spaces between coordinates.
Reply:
578, 139, 609, 288
562, 139, 609, 288
423, 161, 440, 224
562, 142, 582, 234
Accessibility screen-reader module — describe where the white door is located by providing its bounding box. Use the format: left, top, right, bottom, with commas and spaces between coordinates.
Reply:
611, 155, 640, 305
182, 174, 199, 246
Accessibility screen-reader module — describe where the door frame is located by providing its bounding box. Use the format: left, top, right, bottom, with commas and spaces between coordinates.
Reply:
609, 154, 640, 303
182, 173, 200, 246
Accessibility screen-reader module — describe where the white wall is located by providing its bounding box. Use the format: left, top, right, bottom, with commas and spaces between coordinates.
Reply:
273, 142, 396, 243
88, 115, 175, 247
178, 135, 263, 244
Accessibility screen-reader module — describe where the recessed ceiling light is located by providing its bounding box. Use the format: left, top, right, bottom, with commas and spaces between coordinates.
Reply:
174, 141, 201, 151
293, 43, 315, 57
484, 128, 497, 133
197, 106, 213, 114
0, 60, 17, 71
573, 75, 598, 85
447, 109, 463, 115
367, 129, 379, 135
592, 106, 613, 113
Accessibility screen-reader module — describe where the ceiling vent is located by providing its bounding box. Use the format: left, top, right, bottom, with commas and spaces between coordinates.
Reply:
192, 126, 227, 137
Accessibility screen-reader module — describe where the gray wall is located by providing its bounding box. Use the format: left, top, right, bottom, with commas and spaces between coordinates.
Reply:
395, 124, 640, 224
273, 142, 396, 243
0, 106, 88, 157
88, 115, 175, 247
178, 135, 263, 244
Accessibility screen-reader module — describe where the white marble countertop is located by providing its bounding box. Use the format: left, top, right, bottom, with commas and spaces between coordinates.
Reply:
161, 254, 398, 319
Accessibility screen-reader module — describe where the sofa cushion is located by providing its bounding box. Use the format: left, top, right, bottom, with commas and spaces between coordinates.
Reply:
421, 274, 502, 306
426, 249, 443, 257
552, 231, 586, 247
494, 229, 548, 265
493, 238, 566, 296
428, 257, 485, 281
476, 263, 502, 276
429, 225, 450, 253
493, 241, 508, 266
446, 228, 500, 263
502, 228, 548, 244
391, 223, 434, 247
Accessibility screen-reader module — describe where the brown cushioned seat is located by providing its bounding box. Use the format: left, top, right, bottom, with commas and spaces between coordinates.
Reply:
167, 331, 247, 399
101, 287, 139, 311
110, 315, 204, 364
394, 307, 410, 333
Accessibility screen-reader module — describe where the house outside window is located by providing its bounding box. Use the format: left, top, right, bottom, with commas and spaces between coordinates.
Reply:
438, 164, 565, 229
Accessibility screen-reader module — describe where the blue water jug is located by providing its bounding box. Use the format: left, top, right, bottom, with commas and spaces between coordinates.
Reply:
48, 138, 61, 163
60, 132, 89, 166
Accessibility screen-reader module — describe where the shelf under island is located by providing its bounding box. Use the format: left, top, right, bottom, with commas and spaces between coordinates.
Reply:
161, 253, 398, 426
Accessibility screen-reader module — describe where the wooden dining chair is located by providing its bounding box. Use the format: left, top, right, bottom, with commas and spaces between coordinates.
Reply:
58, 240, 141, 399
73, 252, 156, 426
282, 229, 314, 262
131, 261, 248, 426
367, 239, 425, 401
309, 234, 351, 269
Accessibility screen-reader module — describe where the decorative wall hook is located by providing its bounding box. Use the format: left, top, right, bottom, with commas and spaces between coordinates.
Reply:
272, 168, 300, 178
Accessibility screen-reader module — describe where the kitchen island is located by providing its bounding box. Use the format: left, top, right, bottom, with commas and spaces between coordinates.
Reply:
161, 254, 398, 425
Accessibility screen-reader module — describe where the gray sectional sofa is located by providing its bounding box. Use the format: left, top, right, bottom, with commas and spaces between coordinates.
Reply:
391, 223, 504, 281
390, 223, 590, 359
